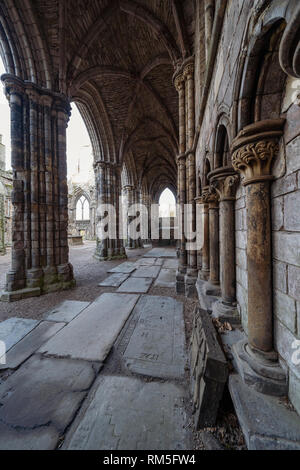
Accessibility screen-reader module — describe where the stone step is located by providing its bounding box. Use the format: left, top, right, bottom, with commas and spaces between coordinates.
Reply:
38, 293, 140, 362
229, 374, 300, 450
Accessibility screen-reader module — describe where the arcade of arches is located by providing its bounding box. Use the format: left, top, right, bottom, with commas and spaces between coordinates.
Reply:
0, 0, 300, 445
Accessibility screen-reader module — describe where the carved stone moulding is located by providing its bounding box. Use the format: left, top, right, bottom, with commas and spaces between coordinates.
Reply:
208, 166, 239, 201
279, 3, 300, 80
231, 119, 285, 186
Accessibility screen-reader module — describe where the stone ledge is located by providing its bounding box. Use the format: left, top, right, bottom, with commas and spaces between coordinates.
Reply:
229, 374, 300, 450
0, 287, 41, 302
196, 279, 220, 314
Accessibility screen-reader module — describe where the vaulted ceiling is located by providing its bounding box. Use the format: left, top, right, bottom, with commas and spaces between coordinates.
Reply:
0, 0, 196, 200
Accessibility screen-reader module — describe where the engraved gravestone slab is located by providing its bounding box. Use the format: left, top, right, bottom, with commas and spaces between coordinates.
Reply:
190, 307, 228, 429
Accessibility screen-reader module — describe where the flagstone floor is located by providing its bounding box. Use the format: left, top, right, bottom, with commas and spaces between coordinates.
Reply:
0, 245, 193, 450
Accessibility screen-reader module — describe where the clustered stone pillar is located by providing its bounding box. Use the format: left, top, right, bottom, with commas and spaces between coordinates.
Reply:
174, 69, 187, 294
204, 0, 215, 62
1, 74, 75, 301
231, 119, 287, 396
203, 186, 221, 295
174, 58, 197, 296
94, 161, 126, 260
184, 61, 197, 297
210, 168, 239, 322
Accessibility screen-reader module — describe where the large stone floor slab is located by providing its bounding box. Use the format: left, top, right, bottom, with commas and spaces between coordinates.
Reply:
229, 374, 300, 450
0, 321, 65, 370
45, 300, 90, 323
134, 257, 157, 266
154, 268, 176, 288
117, 277, 152, 293
144, 248, 176, 258
108, 262, 136, 274
98, 272, 129, 287
64, 376, 188, 450
131, 266, 161, 278
0, 317, 39, 352
124, 295, 186, 379
39, 293, 139, 362
0, 355, 100, 450
163, 259, 178, 269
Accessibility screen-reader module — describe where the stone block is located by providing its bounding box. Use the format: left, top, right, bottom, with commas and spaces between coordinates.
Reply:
44, 300, 90, 323
98, 272, 130, 287
0, 355, 100, 450
289, 369, 300, 417
229, 374, 300, 450
272, 173, 297, 198
117, 277, 152, 293
273, 232, 300, 266
39, 293, 139, 362
286, 135, 300, 175
131, 266, 161, 278
284, 191, 300, 231
271, 196, 284, 231
189, 307, 228, 429
0, 321, 65, 370
124, 295, 186, 379
154, 268, 176, 288
0, 317, 39, 352
273, 261, 287, 294
63, 376, 188, 450
273, 289, 297, 333
108, 262, 136, 274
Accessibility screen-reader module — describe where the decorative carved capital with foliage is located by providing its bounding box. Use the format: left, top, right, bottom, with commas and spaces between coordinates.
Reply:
231, 119, 285, 185
212, 174, 239, 201
174, 73, 185, 92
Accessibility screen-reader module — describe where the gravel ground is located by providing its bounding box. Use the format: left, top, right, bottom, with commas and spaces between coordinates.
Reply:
0, 241, 150, 322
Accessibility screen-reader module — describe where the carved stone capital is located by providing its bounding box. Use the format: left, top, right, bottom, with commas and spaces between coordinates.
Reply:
209, 166, 239, 201
231, 119, 285, 185
183, 62, 194, 80
1, 74, 25, 99
174, 72, 185, 92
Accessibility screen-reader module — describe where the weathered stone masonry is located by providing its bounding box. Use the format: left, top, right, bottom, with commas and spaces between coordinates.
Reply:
0, 75, 75, 300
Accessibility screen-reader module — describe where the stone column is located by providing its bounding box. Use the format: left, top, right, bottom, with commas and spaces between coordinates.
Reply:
184, 59, 198, 297
231, 119, 287, 396
204, 0, 215, 63
197, 186, 210, 281
0, 74, 75, 301
125, 185, 138, 250
204, 186, 221, 296
210, 167, 240, 322
94, 162, 126, 260
174, 70, 187, 293
94, 161, 108, 260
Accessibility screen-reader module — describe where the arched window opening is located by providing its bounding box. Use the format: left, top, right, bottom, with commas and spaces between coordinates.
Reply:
159, 188, 176, 218
215, 125, 229, 168
0, 58, 11, 170
67, 104, 93, 184
76, 196, 90, 221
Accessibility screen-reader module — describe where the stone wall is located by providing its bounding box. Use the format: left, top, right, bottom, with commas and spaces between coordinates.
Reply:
194, 0, 300, 413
